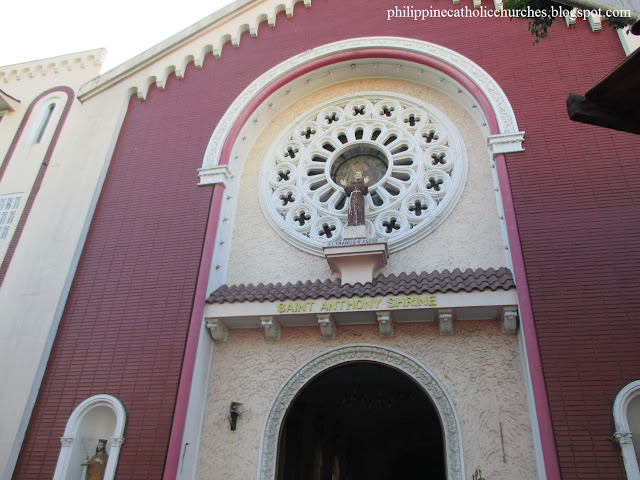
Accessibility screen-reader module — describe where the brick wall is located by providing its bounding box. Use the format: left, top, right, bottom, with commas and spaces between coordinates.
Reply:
504, 55, 640, 479
14, 0, 640, 478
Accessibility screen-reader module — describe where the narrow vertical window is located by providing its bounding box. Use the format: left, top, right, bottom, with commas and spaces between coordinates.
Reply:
33, 102, 56, 143
0, 194, 22, 240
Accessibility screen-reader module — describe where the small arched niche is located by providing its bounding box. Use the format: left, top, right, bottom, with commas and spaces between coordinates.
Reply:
53, 394, 125, 480
614, 380, 640, 480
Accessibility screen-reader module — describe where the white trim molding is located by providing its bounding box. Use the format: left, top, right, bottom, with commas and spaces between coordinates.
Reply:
257, 344, 465, 480
53, 394, 126, 480
487, 132, 525, 155
0, 49, 105, 85
197, 164, 232, 187
614, 380, 640, 480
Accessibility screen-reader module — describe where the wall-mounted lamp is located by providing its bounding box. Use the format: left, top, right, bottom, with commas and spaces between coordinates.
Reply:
229, 402, 243, 431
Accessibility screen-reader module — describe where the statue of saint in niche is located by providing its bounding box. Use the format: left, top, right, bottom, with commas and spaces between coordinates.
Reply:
332, 153, 386, 188
340, 170, 369, 226
82, 439, 108, 480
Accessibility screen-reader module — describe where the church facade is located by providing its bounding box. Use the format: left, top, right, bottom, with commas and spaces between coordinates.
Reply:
1, 1, 640, 479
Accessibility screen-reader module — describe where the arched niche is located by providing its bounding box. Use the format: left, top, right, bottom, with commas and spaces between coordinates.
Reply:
53, 394, 125, 480
257, 344, 464, 480
614, 380, 640, 480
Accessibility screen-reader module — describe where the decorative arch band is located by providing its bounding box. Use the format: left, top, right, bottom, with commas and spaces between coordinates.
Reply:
199, 37, 523, 182
257, 344, 465, 480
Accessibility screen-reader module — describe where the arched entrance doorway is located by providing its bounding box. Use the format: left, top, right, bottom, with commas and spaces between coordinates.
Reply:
277, 362, 445, 480
258, 345, 463, 480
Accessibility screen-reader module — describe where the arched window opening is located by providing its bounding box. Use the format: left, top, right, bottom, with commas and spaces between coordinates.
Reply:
277, 362, 445, 480
614, 380, 640, 480
29, 99, 59, 145
53, 394, 125, 480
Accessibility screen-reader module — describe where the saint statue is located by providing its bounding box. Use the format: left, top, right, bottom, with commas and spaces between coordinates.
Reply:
340, 170, 369, 226
82, 439, 108, 480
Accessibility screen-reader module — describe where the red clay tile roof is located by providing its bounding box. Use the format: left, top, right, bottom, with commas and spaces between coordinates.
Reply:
206, 267, 514, 304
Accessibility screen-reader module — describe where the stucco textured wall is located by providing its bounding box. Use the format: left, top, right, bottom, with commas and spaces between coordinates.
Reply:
226, 79, 506, 286
197, 322, 536, 480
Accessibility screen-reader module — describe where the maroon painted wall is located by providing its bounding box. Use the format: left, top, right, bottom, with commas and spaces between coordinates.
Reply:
14, 0, 640, 478
504, 53, 640, 479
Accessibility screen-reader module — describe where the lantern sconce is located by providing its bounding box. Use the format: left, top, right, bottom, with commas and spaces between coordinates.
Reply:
229, 402, 243, 431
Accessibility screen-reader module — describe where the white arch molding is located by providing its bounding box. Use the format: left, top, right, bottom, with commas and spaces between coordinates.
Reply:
199, 36, 524, 182
614, 380, 640, 480
257, 344, 465, 480
53, 394, 126, 480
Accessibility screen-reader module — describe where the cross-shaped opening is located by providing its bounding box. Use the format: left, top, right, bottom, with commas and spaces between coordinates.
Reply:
431, 153, 446, 165
302, 127, 316, 139
381, 106, 394, 117
422, 130, 439, 144
280, 192, 295, 206
285, 147, 298, 159
325, 112, 339, 124
294, 211, 311, 226
319, 224, 336, 238
353, 105, 366, 116
277, 170, 290, 182
426, 177, 444, 191
409, 200, 426, 216
404, 114, 420, 127
382, 218, 401, 233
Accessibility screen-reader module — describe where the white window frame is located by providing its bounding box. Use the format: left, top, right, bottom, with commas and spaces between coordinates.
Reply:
27, 97, 62, 145
53, 394, 126, 480
614, 380, 640, 480
0, 193, 22, 241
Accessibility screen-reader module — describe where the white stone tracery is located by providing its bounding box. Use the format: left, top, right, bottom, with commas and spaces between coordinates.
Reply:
257, 344, 465, 480
259, 93, 467, 255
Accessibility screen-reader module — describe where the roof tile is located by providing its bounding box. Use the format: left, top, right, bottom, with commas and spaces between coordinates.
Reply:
206, 267, 515, 304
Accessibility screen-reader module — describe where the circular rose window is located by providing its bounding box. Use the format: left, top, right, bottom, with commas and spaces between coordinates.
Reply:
258, 93, 468, 255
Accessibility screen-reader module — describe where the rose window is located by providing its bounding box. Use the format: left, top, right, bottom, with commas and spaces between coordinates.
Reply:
258, 93, 468, 255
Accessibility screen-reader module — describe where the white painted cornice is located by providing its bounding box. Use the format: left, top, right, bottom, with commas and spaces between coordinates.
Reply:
78, 0, 311, 102
75, 0, 611, 102
488, 132, 526, 154
0, 49, 106, 84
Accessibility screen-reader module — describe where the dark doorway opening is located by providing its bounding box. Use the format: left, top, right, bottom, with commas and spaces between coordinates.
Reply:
276, 361, 446, 480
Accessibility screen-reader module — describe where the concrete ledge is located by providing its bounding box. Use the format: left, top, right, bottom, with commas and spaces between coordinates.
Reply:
323, 239, 388, 285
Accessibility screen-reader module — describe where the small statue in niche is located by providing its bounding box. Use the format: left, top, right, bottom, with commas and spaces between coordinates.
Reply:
82, 439, 108, 480
340, 170, 369, 226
